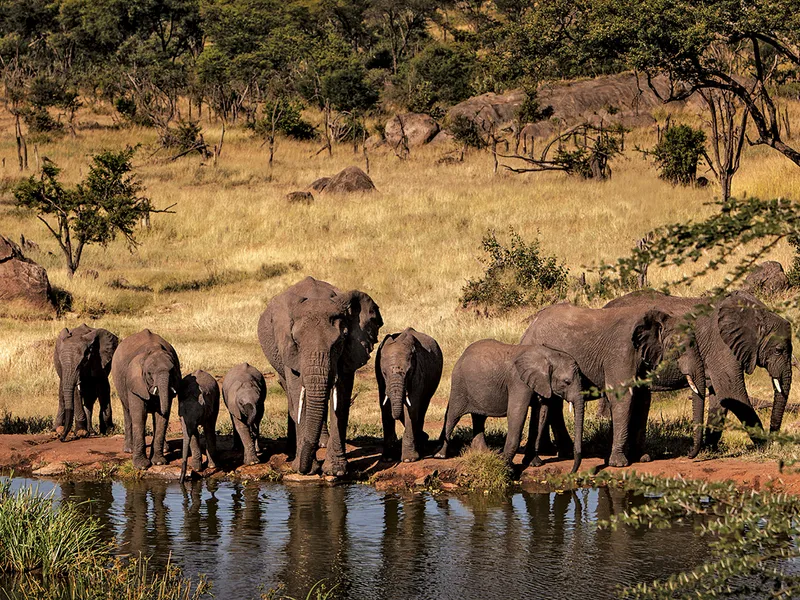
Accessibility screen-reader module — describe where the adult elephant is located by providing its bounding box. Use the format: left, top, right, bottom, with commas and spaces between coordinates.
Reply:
606, 290, 793, 448
258, 276, 383, 476
54, 324, 118, 441
520, 303, 670, 467
111, 329, 181, 470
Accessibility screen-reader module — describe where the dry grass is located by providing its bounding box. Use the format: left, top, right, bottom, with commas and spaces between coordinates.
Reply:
1, 101, 800, 450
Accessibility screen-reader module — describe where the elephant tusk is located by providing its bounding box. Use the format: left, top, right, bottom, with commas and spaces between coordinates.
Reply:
405, 392, 411, 408
333, 387, 338, 413
170, 387, 177, 396
151, 386, 158, 396
76, 382, 81, 392
569, 403, 574, 414
686, 375, 700, 396
383, 395, 389, 406
774, 378, 783, 394
298, 386, 305, 425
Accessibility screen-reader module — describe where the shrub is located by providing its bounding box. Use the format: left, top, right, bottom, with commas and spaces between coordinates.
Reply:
650, 124, 707, 185
250, 99, 316, 141
22, 106, 64, 135
160, 120, 204, 152
403, 43, 475, 111
787, 234, 800, 287
461, 229, 569, 311
320, 61, 379, 112
0, 411, 52, 434
449, 115, 487, 150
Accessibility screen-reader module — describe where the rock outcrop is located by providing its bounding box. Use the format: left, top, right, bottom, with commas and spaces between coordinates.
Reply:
385, 113, 440, 148
310, 166, 375, 194
744, 261, 790, 296
0, 235, 55, 313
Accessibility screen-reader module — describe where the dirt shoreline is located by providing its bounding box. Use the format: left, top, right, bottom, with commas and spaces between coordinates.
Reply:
0, 432, 796, 494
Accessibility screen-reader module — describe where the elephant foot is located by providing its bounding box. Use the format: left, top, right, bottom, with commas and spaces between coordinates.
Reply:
380, 450, 395, 462
207, 459, 217, 469
322, 458, 347, 477
318, 432, 329, 449
557, 448, 574, 460
639, 453, 652, 463
608, 452, 630, 468
243, 454, 260, 466
290, 457, 322, 475
123, 445, 132, 454
75, 429, 89, 439
152, 454, 167, 466
529, 456, 544, 468
536, 440, 559, 456
133, 456, 152, 470
401, 449, 420, 463
54, 426, 64, 437
433, 444, 448, 459
191, 459, 202, 472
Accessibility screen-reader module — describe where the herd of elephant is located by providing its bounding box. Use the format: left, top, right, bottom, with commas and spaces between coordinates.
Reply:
52, 276, 794, 480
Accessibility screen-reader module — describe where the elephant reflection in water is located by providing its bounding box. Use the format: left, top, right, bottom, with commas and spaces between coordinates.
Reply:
278, 486, 350, 598
180, 480, 221, 546
120, 482, 172, 559
377, 495, 429, 595
230, 482, 264, 541
59, 481, 117, 541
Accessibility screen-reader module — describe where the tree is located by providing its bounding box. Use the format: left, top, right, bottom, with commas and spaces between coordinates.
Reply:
14, 147, 161, 276
585, 0, 800, 168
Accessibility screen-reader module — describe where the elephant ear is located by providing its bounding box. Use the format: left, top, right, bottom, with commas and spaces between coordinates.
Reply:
95, 329, 118, 371
339, 290, 384, 372
514, 347, 553, 398
717, 293, 762, 374
633, 309, 670, 370
127, 355, 150, 400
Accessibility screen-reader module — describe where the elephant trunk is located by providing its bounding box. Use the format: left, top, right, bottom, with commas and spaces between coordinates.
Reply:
297, 353, 332, 474
687, 371, 706, 459
157, 372, 171, 417
387, 374, 406, 421
242, 402, 257, 427
770, 369, 793, 433
60, 375, 78, 442
180, 416, 190, 484
571, 397, 584, 474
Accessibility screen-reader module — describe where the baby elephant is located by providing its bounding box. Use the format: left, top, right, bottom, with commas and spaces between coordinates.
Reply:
179, 370, 220, 483
222, 363, 266, 465
376, 328, 443, 462
435, 340, 587, 472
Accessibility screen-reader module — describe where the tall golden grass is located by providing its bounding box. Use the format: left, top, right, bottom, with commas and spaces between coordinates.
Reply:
1, 101, 799, 446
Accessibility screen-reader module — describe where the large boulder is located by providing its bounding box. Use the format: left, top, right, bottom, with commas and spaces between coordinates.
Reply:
744, 261, 790, 295
0, 235, 55, 313
448, 72, 698, 139
310, 166, 375, 195
385, 113, 440, 148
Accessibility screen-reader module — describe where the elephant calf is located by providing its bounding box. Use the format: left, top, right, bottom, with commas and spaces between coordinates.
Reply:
435, 340, 587, 472
376, 328, 443, 462
179, 370, 220, 483
222, 363, 266, 465
54, 324, 118, 441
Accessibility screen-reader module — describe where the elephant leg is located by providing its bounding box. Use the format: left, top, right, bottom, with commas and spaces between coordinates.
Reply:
232, 415, 243, 450
502, 390, 531, 464
401, 404, 419, 463
548, 398, 574, 459
122, 400, 133, 454
629, 387, 652, 462
596, 395, 612, 419
189, 431, 202, 472
535, 407, 558, 455
608, 390, 632, 468
381, 403, 398, 460
98, 379, 112, 434
204, 419, 218, 469
523, 401, 544, 467
151, 412, 169, 466
319, 420, 330, 449
471, 414, 488, 451
233, 419, 258, 464
54, 386, 65, 435
724, 398, 765, 446
76, 384, 91, 437
130, 403, 150, 470
704, 393, 726, 450
323, 372, 354, 477
434, 401, 465, 459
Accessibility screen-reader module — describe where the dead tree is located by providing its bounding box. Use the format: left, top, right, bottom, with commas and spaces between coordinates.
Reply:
699, 87, 749, 202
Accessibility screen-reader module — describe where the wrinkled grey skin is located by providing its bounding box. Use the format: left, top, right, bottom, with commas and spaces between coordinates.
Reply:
258, 277, 383, 476
179, 370, 220, 483
54, 324, 118, 442
111, 330, 181, 470
434, 340, 586, 471
606, 290, 793, 448
222, 363, 266, 466
376, 328, 443, 463
520, 304, 669, 467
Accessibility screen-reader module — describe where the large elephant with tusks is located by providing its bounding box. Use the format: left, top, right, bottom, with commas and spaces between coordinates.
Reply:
258, 277, 383, 476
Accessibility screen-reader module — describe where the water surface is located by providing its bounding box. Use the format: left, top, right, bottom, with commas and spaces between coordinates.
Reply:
3, 478, 709, 599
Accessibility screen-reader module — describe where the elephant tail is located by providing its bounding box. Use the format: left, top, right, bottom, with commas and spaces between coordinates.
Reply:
437, 404, 449, 443
180, 416, 190, 484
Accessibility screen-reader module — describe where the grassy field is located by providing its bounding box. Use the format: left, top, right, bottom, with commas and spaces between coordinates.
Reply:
1, 100, 800, 456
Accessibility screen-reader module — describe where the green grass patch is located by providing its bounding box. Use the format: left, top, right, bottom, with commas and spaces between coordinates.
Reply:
457, 448, 512, 494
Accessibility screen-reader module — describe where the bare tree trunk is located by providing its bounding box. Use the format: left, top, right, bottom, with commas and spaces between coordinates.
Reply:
14, 113, 27, 171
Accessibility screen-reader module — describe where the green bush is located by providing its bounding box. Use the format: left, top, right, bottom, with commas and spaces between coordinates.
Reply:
449, 115, 487, 150
461, 229, 569, 312
250, 99, 316, 141
787, 234, 800, 287
22, 106, 63, 134
403, 43, 475, 111
650, 124, 707, 185
320, 62, 379, 112
160, 120, 204, 152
